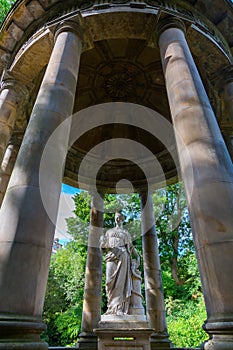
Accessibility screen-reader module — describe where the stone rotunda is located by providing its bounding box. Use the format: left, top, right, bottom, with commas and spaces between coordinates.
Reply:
0, 0, 232, 349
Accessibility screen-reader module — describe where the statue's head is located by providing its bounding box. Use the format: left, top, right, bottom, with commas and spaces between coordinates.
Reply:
115, 211, 125, 225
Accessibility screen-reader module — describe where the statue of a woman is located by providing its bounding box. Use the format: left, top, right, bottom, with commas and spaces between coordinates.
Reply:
100, 212, 140, 316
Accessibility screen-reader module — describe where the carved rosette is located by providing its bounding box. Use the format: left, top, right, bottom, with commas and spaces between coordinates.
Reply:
94, 61, 148, 100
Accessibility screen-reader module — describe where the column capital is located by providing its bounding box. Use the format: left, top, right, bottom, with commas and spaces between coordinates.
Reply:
48, 12, 94, 51
54, 17, 85, 42
0, 70, 30, 102
156, 15, 186, 38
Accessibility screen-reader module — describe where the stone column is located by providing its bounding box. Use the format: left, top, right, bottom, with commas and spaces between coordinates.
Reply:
0, 20, 83, 350
78, 193, 104, 349
0, 75, 28, 164
140, 192, 171, 349
158, 17, 233, 350
0, 133, 22, 207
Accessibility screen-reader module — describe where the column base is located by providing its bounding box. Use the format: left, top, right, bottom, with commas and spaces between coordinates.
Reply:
0, 314, 47, 350
202, 319, 233, 350
150, 332, 173, 349
76, 332, 98, 350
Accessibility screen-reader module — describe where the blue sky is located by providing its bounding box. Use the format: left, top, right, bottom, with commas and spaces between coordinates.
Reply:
61, 183, 80, 195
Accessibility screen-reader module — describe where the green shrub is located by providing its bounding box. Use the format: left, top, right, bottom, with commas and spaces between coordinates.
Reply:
166, 297, 208, 348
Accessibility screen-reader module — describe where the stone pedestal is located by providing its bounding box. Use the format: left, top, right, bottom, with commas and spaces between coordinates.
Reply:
95, 328, 153, 350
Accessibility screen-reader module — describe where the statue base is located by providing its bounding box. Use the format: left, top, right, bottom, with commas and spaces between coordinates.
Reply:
94, 328, 153, 350
99, 314, 149, 329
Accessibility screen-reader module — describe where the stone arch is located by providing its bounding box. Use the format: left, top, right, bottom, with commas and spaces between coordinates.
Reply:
0, 2, 233, 350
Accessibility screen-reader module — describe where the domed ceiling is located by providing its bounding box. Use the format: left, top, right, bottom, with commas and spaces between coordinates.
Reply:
65, 38, 177, 192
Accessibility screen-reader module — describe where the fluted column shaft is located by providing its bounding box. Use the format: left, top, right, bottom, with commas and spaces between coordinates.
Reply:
158, 17, 233, 350
78, 193, 103, 349
140, 192, 171, 349
0, 20, 82, 350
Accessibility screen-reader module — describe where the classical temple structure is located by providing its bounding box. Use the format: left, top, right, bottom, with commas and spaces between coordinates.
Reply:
0, 0, 232, 349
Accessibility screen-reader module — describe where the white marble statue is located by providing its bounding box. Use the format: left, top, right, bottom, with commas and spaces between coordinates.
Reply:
100, 212, 140, 316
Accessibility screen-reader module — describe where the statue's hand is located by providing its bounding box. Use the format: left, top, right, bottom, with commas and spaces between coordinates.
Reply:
112, 247, 122, 258
106, 251, 119, 262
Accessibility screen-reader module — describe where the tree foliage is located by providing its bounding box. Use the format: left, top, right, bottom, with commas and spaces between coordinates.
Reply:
154, 183, 193, 286
0, 0, 15, 24
166, 297, 207, 348
42, 239, 87, 346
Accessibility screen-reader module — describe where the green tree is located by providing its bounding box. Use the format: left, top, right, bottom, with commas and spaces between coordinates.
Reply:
166, 297, 207, 348
152, 184, 207, 347
43, 239, 87, 346
154, 184, 194, 287
0, 0, 15, 23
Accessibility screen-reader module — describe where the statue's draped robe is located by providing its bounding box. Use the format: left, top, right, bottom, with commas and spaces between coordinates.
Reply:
102, 228, 132, 314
